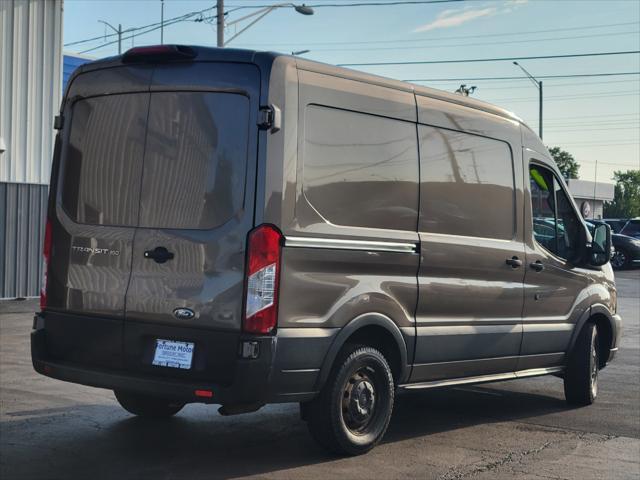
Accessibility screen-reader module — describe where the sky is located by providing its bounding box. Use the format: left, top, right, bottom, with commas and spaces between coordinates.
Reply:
63, 0, 640, 185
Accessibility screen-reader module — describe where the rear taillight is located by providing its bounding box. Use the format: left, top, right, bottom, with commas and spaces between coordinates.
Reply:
40, 219, 52, 310
243, 225, 283, 334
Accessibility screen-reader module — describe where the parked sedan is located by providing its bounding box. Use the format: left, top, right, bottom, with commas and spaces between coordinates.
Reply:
587, 221, 640, 269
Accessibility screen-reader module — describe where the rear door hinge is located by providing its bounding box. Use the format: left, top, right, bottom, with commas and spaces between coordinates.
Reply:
54, 115, 64, 130
258, 104, 281, 133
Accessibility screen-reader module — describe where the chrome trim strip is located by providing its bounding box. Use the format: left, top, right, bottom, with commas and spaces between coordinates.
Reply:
285, 236, 417, 253
281, 368, 320, 373
400, 366, 564, 390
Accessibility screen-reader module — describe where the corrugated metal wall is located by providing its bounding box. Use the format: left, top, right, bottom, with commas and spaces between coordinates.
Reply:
1, 0, 63, 298
1, 0, 63, 184
0, 183, 48, 298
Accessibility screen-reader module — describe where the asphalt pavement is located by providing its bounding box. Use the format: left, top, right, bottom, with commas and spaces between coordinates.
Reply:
1, 271, 638, 479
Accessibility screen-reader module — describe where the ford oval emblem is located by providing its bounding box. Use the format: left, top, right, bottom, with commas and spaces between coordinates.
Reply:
173, 308, 195, 320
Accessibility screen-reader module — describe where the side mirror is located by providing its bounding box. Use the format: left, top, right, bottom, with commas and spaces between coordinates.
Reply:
588, 223, 612, 267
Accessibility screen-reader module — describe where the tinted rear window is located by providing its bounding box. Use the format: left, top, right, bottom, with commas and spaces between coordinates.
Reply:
139, 92, 249, 229
61, 92, 249, 229
62, 94, 147, 226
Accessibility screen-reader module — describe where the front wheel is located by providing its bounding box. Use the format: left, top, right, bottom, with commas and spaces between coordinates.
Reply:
114, 390, 185, 418
304, 345, 394, 456
564, 323, 599, 406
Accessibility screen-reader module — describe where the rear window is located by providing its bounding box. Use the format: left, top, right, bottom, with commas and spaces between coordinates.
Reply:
62, 94, 147, 226
61, 92, 249, 229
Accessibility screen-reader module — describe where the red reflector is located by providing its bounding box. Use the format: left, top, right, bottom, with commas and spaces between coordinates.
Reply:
40, 218, 52, 311
122, 45, 196, 62
194, 389, 213, 398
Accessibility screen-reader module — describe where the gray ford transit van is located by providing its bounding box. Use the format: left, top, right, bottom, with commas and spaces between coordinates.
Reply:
32, 45, 622, 455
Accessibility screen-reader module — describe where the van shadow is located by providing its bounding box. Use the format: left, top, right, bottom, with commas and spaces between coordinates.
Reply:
1, 384, 572, 479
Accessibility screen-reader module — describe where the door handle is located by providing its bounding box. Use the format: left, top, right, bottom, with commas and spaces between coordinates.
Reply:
144, 246, 174, 264
530, 260, 544, 272
505, 256, 523, 268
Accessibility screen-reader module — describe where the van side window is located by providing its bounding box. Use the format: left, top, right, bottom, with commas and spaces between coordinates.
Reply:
418, 126, 515, 240
302, 105, 419, 231
530, 165, 581, 261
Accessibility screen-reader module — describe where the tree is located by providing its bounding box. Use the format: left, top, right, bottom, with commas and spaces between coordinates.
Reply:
548, 146, 580, 179
604, 170, 640, 218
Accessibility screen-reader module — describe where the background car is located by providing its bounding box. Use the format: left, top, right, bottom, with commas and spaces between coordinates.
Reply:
604, 218, 640, 239
587, 221, 640, 269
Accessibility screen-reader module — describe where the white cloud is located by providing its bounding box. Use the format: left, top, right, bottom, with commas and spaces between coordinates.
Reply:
414, 7, 496, 32
413, 1, 528, 33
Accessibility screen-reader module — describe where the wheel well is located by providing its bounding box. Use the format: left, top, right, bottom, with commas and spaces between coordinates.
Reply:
344, 325, 403, 384
591, 313, 613, 368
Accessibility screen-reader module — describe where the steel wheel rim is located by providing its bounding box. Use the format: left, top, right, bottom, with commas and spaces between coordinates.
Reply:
611, 251, 626, 268
590, 329, 598, 398
341, 366, 378, 434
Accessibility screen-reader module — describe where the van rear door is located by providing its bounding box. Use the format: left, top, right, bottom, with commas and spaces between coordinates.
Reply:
52, 81, 151, 318
124, 63, 260, 335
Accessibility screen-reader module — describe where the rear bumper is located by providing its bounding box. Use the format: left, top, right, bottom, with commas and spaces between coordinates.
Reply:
31, 325, 274, 405
31, 312, 335, 405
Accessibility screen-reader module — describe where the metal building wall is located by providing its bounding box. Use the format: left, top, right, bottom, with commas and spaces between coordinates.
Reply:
0, 183, 48, 298
0, 0, 63, 298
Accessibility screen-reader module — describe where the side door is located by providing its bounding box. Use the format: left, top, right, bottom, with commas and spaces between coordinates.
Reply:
411, 125, 525, 382
519, 160, 591, 370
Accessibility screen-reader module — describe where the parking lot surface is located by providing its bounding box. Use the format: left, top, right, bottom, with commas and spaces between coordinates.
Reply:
1, 270, 638, 479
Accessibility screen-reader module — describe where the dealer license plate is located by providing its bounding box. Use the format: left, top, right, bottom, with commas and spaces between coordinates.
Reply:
152, 339, 194, 369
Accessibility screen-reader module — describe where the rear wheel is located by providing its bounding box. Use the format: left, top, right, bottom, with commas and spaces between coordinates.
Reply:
304, 345, 394, 456
564, 323, 599, 406
114, 390, 185, 418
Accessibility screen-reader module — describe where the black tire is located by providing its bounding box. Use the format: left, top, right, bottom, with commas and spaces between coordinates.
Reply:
304, 344, 394, 456
611, 248, 630, 270
564, 323, 599, 406
114, 390, 185, 418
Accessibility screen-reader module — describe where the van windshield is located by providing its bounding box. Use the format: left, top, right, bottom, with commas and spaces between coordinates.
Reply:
61, 91, 250, 229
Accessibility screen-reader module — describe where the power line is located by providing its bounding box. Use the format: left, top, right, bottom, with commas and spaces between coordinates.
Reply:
404, 72, 640, 82
65, 0, 463, 49
338, 50, 640, 67
236, 21, 639, 47
477, 79, 635, 91
289, 30, 639, 52
227, 0, 463, 7
485, 90, 640, 103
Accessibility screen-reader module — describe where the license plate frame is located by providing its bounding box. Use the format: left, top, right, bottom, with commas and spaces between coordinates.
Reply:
152, 339, 195, 370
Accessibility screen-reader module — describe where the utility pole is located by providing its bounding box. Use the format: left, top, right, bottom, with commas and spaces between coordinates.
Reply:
217, 0, 224, 47
538, 80, 543, 141
160, 0, 165, 44
513, 61, 543, 140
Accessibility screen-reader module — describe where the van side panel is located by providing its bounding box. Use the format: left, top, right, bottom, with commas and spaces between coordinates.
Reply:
412, 95, 526, 382
272, 69, 420, 391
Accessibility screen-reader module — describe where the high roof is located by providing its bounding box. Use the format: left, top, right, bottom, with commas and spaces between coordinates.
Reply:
76, 45, 524, 126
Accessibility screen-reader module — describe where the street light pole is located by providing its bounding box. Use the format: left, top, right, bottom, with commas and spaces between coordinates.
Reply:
220, 3, 314, 47
161, 0, 165, 44
98, 20, 123, 55
217, 0, 224, 47
513, 61, 543, 140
